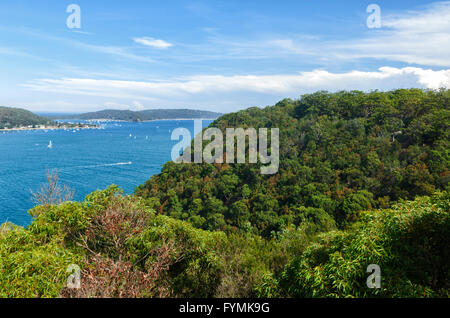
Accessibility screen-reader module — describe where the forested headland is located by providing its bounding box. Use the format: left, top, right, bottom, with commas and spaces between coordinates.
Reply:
0, 106, 52, 129
0, 89, 448, 298
0, 106, 97, 130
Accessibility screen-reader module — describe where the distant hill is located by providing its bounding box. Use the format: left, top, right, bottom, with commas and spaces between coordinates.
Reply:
53, 109, 223, 121
0, 106, 52, 129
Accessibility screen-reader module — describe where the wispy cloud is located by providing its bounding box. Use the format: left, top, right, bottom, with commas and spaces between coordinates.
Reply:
0, 26, 155, 64
5, 2, 449, 69
133, 37, 173, 49
335, 1, 450, 66
0, 46, 54, 62
73, 41, 155, 63
179, 1, 450, 67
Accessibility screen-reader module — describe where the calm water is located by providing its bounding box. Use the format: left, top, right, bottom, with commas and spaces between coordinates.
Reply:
0, 120, 212, 226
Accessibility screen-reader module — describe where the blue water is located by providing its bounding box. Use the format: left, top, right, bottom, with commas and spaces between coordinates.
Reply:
0, 120, 212, 226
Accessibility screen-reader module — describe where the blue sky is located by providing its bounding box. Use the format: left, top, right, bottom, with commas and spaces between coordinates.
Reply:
0, 0, 449, 113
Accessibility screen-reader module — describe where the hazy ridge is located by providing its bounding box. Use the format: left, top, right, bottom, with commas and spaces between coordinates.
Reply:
51, 108, 223, 121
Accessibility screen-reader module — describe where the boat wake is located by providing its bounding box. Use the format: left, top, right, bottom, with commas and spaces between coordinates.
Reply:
62, 161, 133, 170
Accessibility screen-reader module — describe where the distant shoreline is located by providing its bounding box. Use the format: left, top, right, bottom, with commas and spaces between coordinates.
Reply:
63, 118, 219, 122
0, 118, 217, 131
0, 125, 100, 132
145, 118, 218, 122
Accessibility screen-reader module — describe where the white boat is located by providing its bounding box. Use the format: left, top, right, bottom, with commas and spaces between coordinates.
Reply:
48, 141, 53, 149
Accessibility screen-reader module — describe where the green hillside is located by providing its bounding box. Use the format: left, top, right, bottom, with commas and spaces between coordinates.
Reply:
139, 109, 223, 120
55, 108, 222, 121
136, 89, 450, 236
0, 106, 52, 129
74, 109, 142, 121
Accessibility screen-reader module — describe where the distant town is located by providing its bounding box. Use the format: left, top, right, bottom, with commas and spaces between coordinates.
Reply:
0, 122, 99, 132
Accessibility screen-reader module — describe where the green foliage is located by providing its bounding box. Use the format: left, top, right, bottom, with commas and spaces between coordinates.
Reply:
277, 192, 450, 298
136, 89, 449, 235
0, 187, 297, 298
128, 214, 226, 297
1, 187, 448, 298
0, 225, 79, 297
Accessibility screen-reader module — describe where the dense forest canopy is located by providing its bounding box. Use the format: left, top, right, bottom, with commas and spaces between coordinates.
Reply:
136, 89, 450, 236
0, 89, 448, 298
54, 108, 223, 121
0, 106, 52, 129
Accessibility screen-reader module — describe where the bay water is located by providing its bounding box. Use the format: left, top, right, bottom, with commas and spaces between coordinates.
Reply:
0, 120, 212, 226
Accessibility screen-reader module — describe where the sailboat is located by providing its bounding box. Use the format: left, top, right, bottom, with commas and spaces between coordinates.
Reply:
48, 141, 53, 149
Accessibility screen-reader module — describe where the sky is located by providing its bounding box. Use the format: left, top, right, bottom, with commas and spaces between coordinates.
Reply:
0, 0, 449, 113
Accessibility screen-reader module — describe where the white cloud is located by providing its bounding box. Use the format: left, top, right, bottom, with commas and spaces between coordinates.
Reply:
16, 67, 450, 113
132, 101, 145, 111
102, 101, 131, 110
133, 37, 173, 49
23, 67, 450, 100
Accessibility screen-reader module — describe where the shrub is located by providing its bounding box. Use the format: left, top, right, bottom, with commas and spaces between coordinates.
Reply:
0, 226, 79, 297
278, 191, 450, 297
